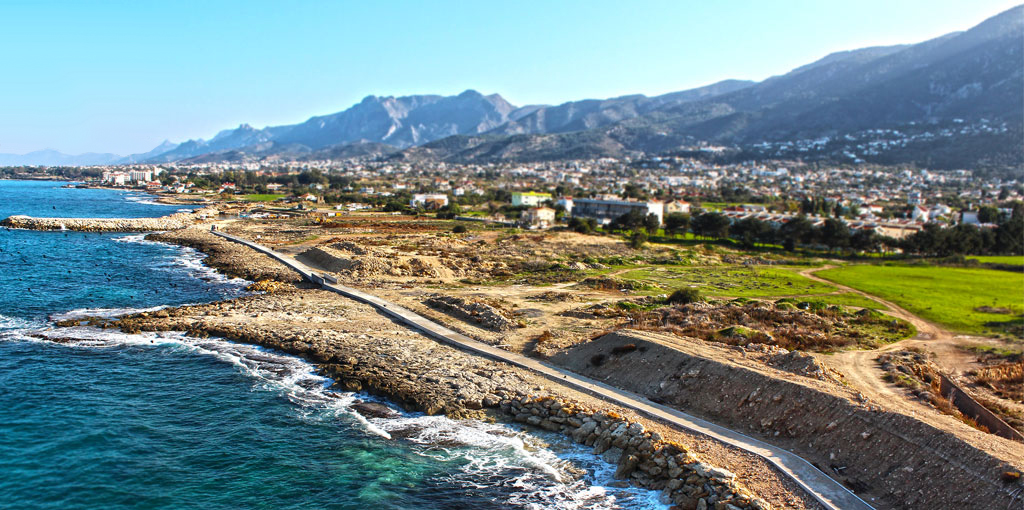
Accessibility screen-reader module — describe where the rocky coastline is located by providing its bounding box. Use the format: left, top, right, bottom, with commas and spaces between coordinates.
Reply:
49, 226, 823, 510
0, 207, 217, 232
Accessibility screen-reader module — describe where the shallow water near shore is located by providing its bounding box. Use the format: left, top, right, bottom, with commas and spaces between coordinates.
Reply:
0, 181, 667, 509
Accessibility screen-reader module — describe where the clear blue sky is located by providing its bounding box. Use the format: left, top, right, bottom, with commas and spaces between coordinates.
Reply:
0, 0, 1019, 155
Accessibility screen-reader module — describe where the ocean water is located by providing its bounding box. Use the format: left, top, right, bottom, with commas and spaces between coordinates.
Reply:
0, 180, 667, 509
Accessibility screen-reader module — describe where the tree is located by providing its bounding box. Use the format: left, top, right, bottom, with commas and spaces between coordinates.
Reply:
850, 229, 880, 254
691, 212, 730, 240
628, 230, 648, 249
622, 183, 647, 200
996, 214, 1024, 254
779, 215, 815, 250
643, 213, 661, 235
732, 218, 772, 248
435, 202, 461, 219
978, 206, 1001, 224
568, 217, 597, 234
610, 209, 659, 234
818, 218, 851, 252
664, 213, 691, 237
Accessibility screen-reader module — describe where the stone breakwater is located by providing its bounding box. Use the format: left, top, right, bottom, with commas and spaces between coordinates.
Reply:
68, 226, 821, 509
90, 291, 777, 510
0, 207, 218, 232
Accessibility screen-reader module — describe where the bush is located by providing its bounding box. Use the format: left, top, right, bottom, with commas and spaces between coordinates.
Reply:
569, 217, 597, 234
629, 230, 648, 249
667, 287, 703, 304
452, 224, 468, 233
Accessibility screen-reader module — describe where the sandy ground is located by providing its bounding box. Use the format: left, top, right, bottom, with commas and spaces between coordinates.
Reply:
121, 226, 825, 509
117, 216, 1024, 509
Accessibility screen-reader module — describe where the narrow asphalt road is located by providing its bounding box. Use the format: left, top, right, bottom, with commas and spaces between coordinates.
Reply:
214, 230, 874, 510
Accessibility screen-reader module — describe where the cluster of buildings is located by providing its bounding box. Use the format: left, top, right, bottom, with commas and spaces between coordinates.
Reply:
100, 168, 162, 186
73, 148, 1019, 236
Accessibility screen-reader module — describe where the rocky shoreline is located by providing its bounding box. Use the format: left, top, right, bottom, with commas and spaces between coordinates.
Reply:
50, 226, 823, 510
0, 207, 217, 232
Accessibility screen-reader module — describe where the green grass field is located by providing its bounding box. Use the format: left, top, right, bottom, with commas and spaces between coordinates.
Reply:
817, 264, 1024, 336
617, 265, 836, 297
243, 194, 286, 202
967, 255, 1024, 265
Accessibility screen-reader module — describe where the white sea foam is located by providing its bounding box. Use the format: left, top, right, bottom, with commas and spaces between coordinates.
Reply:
0, 313, 47, 331
122, 194, 173, 207
113, 234, 250, 291
18, 328, 668, 509
111, 233, 150, 244
49, 306, 169, 321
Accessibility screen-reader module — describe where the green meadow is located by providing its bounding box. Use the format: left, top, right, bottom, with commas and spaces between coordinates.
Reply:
967, 255, 1024, 265
816, 264, 1024, 336
243, 194, 286, 202
614, 264, 881, 308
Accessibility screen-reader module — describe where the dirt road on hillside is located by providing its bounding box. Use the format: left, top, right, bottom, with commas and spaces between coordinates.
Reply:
800, 266, 1022, 438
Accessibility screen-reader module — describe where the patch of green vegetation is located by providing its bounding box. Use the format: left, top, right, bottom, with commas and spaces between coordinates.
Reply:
716, 325, 765, 340
809, 292, 882, 309
964, 344, 1023, 359
697, 202, 745, 211
284, 234, 319, 245
617, 265, 836, 298
817, 264, 1024, 337
967, 255, 1024, 265
244, 193, 285, 202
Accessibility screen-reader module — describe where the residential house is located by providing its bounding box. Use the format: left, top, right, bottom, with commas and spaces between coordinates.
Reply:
410, 193, 449, 209
664, 200, 691, 215
520, 207, 556, 229
511, 191, 552, 207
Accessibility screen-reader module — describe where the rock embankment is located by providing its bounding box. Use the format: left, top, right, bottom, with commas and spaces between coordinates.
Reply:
148, 227, 303, 284
0, 207, 216, 232
554, 330, 1024, 509
63, 227, 820, 508
424, 293, 521, 332
96, 289, 779, 510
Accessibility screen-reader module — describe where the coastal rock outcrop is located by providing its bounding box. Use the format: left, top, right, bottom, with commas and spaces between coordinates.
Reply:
0, 207, 217, 232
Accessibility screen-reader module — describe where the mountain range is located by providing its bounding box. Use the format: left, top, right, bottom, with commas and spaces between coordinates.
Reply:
4, 5, 1021, 170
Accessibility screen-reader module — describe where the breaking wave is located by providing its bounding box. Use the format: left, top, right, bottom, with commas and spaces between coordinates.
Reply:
21, 327, 668, 510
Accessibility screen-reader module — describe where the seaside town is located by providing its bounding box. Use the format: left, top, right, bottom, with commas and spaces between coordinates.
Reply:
10, 154, 1015, 255
5, 150, 1020, 510
2, 4, 1022, 510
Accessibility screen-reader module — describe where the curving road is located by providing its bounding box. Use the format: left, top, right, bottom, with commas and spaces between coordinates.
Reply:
214, 231, 873, 510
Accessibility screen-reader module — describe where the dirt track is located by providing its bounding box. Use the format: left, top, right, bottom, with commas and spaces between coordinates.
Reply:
802, 266, 1023, 457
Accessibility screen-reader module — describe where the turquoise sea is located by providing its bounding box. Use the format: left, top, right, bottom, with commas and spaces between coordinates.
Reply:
0, 180, 666, 509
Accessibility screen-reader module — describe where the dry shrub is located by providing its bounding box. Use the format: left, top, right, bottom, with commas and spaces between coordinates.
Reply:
974, 361, 1024, 387
928, 378, 991, 434
536, 330, 554, 344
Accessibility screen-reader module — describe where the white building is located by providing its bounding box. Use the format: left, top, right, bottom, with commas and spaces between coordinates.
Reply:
410, 193, 449, 209
511, 192, 552, 207
571, 198, 664, 225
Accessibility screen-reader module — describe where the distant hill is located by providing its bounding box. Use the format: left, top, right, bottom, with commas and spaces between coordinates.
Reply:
139, 90, 523, 163
10, 5, 1021, 171
0, 149, 121, 167
397, 5, 1023, 170
489, 80, 754, 136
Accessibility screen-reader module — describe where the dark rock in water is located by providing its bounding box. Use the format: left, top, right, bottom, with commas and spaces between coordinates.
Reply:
337, 378, 362, 391
352, 401, 399, 419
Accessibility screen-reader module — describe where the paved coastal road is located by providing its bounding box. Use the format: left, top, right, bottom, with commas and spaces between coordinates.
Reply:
214, 231, 873, 510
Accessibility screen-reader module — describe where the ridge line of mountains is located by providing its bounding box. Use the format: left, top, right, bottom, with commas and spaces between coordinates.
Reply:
2, 5, 1021, 172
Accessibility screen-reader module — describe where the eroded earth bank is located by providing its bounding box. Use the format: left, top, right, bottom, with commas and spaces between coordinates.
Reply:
54, 222, 1024, 510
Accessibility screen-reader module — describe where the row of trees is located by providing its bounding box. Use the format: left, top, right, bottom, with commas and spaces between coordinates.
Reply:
597, 207, 1024, 256
666, 210, 1024, 256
